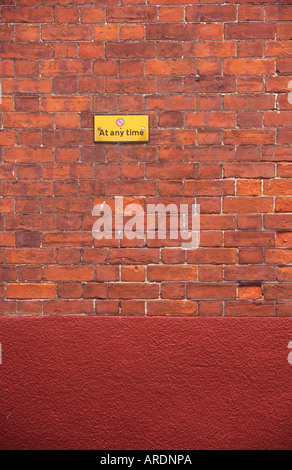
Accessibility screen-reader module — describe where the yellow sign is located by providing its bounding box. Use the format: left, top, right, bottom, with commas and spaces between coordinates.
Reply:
94, 114, 149, 143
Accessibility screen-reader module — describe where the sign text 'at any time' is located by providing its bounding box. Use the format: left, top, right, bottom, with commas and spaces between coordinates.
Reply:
94, 114, 149, 143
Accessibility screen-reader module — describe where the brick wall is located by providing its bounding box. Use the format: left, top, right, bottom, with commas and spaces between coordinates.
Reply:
0, 0, 291, 317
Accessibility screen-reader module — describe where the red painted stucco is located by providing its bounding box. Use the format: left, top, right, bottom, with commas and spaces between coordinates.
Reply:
0, 317, 291, 450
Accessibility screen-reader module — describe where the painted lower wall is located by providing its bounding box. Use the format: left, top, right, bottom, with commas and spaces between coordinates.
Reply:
0, 316, 291, 450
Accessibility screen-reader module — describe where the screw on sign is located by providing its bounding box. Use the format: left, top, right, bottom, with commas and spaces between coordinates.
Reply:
116, 118, 125, 127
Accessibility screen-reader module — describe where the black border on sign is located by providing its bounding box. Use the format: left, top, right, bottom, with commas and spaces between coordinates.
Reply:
93, 114, 150, 143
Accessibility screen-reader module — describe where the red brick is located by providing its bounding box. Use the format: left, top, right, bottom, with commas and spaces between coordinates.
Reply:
238, 5, 264, 21
17, 301, 41, 315
197, 59, 222, 76
225, 301, 274, 317
147, 163, 196, 180
17, 130, 42, 146
83, 284, 107, 299
266, 5, 292, 22
17, 163, 42, 179
159, 6, 184, 23
120, 25, 144, 40
187, 248, 237, 265
42, 130, 92, 147
157, 43, 183, 59
237, 76, 264, 93
224, 94, 274, 110
4, 112, 53, 129
277, 129, 292, 145
3, 181, 52, 196
186, 112, 235, 128
4, 147, 53, 163
0, 60, 14, 77
2, 6, 53, 23
224, 129, 275, 145
187, 284, 236, 300
58, 283, 82, 299
7, 283, 56, 300
15, 25, 40, 42
57, 249, 81, 265
42, 24, 92, 41
107, 6, 157, 23
0, 43, 51, 59
55, 6, 79, 23
237, 42, 264, 58
80, 7, 105, 23
276, 58, 292, 74
121, 266, 145, 282
15, 198, 40, 214
265, 214, 292, 231
184, 180, 235, 196
237, 215, 262, 230
148, 265, 196, 282
79, 44, 104, 59
237, 180, 262, 196
109, 283, 159, 299
265, 249, 292, 265
0, 229, 14, 248
6, 248, 54, 264
42, 60, 92, 77
109, 248, 159, 265
146, 59, 196, 76
107, 77, 156, 93
198, 266, 223, 282
45, 266, 94, 282
277, 23, 292, 40
189, 77, 236, 96
224, 266, 275, 282
93, 25, 118, 42
0, 24, 13, 41
53, 43, 78, 58
106, 42, 156, 59
223, 197, 273, 213
264, 180, 292, 196
95, 300, 119, 316
2, 77, 51, 93
224, 59, 274, 75
200, 215, 236, 230
161, 283, 185, 300
198, 301, 223, 317
266, 41, 292, 57
16, 60, 40, 77
121, 300, 145, 316
225, 23, 274, 39
264, 284, 292, 300
277, 268, 292, 282
276, 302, 292, 317
147, 24, 196, 40
276, 198, 292, 213
147, 300, 196, 316
198, 24, 222, 40
146, 95, 195, 111
225, 231, 274, 247
186, 5, 236, 22
184, 41, 235, 58
43, 300, 94, 315
0, 267, 17, 281
15, 96, 40, 112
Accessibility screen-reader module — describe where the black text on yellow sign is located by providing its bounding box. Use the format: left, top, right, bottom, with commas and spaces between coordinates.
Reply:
94, 115, 149, 143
